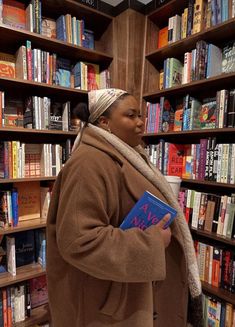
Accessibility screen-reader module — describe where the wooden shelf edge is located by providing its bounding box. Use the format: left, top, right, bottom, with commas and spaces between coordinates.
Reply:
202, 281, 235, 305
146, 18, 235, 59
143, 128, 235, 138
15, 303, 50, 327
143, 72, 235, 99
0, 127, 77, 136
0, 24, 113, 61
0, 264, 46, 288
190, 228, 235, 246
0, 177, 56, 184
181, 179, 235, 189
0, 218, 46, 235
0, 76, 88, 94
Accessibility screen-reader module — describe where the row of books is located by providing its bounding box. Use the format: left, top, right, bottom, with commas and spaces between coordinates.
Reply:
0, 141, 67, 179
0, 41, 108, 90
0, 181, 52, 228
145, 89, 235, 134
0, 92, 72, 131
0, 275, 48, 325
56, 14, 94, 49
179, 188, 235, 238
202, 293, 235, 326
0, 229, 46, 275
160, 40, 235, 90
146, 140, 235, 184
158, 0, 235, 48
195, 240, 235, 291
0, 0, 94, 50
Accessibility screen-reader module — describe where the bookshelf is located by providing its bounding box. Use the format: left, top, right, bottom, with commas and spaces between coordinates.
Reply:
0, 0, 114, 325
142, 0, 235, 323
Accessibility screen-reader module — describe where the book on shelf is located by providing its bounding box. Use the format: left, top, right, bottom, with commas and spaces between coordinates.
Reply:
14, 182, 41, 221
120, 191, 177, 231
2, 0, 26, 30
0, 52, 15, 78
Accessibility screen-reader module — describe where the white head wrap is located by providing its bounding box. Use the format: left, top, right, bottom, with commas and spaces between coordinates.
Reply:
72, 88, 128, 152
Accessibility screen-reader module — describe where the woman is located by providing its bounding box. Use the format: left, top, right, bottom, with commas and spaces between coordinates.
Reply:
46, 88, 203, 327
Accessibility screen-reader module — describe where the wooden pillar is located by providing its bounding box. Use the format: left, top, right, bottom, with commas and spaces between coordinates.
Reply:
112, 9, 146, 105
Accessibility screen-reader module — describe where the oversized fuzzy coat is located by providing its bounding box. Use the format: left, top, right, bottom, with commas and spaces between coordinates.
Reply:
47, 127, 194, 327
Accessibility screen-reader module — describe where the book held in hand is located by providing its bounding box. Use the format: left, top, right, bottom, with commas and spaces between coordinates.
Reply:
120, 191, 177, 231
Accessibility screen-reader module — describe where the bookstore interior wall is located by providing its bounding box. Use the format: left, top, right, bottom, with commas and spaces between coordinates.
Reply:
1, 0, 235, 325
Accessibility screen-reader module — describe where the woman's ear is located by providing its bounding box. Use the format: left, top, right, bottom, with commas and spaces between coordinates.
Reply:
97, 116, 110, 131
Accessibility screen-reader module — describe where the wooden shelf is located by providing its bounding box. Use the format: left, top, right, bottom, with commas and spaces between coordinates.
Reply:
191, 228, 235, 247
0, 218, 46, 235
0, 76, 88, 102
0, 177, 56, 184
142, 128, 235, 143
0, 127, 77, 143
15, 303, 50, 327
43, 0, 113, 38
0, 264, 46, 288
202, 281, 235, 305
0, 24, 113, 64
143, 72, 235, 101
148, 0, 188, 26
146, 18, 235, 66
181, 179, 235, 190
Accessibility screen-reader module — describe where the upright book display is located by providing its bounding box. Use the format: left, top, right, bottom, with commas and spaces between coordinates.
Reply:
142, 0, 235, 324
0, 0, 113, 325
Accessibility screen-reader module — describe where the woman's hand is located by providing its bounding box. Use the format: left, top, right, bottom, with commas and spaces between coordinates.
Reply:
156, 213, 172, 248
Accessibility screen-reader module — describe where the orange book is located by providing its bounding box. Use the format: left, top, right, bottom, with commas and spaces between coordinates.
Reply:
0, 52, 15, 78
14, 181, 41, 221
2, 0, 26, 30
157, 26, 168, 48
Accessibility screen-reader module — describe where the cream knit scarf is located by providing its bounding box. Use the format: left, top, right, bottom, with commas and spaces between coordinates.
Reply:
89, 124, 202, 300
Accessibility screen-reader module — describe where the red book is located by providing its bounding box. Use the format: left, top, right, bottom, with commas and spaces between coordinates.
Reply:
167, 143, 185, 177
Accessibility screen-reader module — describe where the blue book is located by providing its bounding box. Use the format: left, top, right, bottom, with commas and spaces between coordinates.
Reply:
120, 191, 177, 231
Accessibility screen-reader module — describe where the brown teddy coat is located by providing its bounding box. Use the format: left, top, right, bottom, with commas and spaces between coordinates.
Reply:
46, 128, 190, 327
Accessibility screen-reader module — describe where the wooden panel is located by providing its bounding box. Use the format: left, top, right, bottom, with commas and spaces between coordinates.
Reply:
127, 10, 146, 103
0, 219, 46, 235
112, 11, 128, 90
112, 9, 146, 104
0, 264, 46, 288
95, 20, 113, 58
145, 18, 159, 55
143, 59, 159, 94
15, 304, 50, 327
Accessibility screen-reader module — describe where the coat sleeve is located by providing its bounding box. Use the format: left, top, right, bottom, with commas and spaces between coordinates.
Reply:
56, 149, 167, 283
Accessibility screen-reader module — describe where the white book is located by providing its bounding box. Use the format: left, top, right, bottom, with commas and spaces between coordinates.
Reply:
191, 191, 202, 228
6, 236, 16, 276
230, 144, 235, 184
217, 195, 228, 235
222, 196, 231, 236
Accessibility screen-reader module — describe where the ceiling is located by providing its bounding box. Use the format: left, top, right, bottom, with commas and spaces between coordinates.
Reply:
102, 0, 152, 5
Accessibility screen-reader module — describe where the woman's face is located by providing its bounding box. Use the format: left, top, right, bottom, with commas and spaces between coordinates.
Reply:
107, 95, 144, 147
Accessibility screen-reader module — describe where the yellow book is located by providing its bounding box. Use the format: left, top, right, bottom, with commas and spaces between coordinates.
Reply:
12, 141, 18, 179
181, 8, 188, 39
159, 70, 164, 90
192, 0, 205, 34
